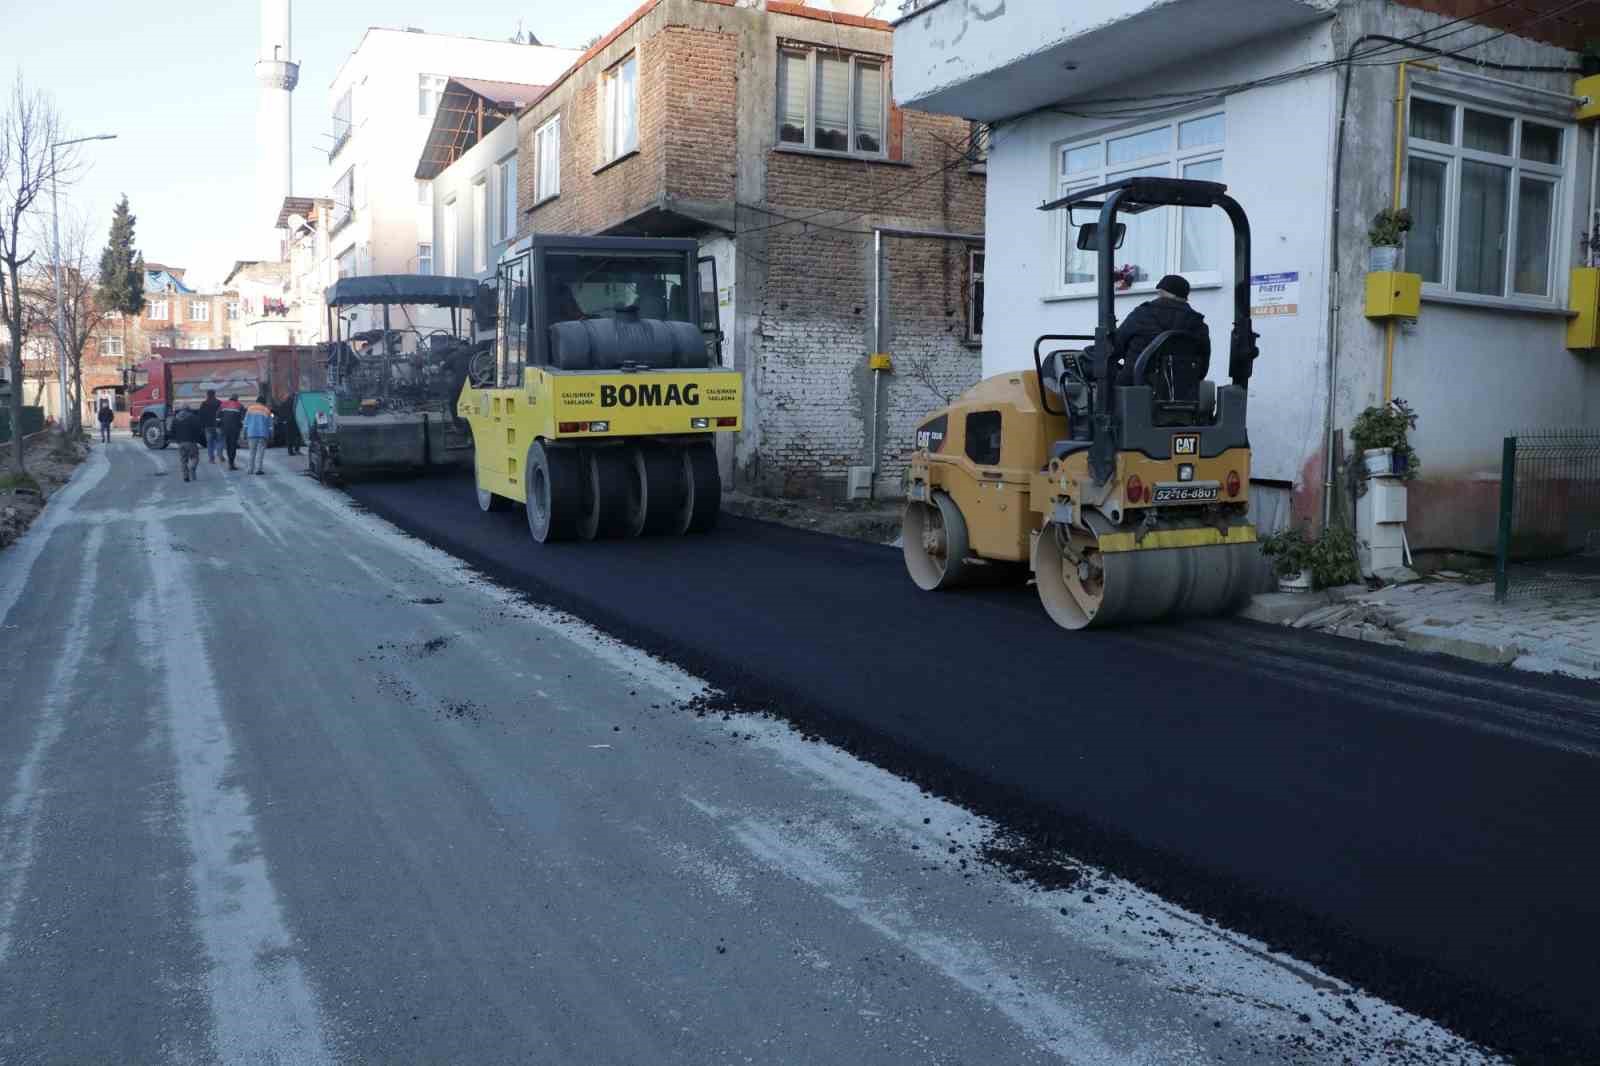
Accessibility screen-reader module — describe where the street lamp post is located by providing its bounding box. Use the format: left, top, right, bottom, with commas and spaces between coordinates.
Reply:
49, 133, 117, 431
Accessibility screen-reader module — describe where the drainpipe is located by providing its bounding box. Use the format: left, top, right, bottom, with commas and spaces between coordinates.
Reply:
868, 226, 985, 499
1589, 123, 1599, 265
871, 228, 882, 498
1383, 60, 1435, 403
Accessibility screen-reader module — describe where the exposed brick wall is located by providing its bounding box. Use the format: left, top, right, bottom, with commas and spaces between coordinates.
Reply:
662, 28, 738, 205
755, 109, 985, 495
512, 0, 986, 498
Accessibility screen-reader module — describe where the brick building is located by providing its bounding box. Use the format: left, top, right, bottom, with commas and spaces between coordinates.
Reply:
516, 0, 984, 496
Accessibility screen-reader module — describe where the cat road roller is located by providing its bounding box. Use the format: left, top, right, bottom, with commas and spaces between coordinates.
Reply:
460, 235, 739, 541
903, 176, 1260, 629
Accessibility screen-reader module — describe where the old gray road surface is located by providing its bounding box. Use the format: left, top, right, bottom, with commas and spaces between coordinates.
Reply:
0, 441, 1494, 1064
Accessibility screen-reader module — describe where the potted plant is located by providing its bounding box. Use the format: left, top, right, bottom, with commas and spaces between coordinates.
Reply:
1368, 208, 1411, 272
1308, 524, 1361, 589
1260, 525, 1315, 591
1350, 397, 1418, 480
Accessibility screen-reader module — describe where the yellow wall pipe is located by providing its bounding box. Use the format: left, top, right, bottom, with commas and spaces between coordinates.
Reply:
1385, 61, 1435, 402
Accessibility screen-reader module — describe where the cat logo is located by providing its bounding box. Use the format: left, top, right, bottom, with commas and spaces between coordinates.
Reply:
1173, 433, 1199, 457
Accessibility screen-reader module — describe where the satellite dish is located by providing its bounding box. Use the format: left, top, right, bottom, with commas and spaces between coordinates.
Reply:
286, 213, 307, 232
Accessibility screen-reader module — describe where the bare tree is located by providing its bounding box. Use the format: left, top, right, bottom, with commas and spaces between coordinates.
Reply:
0, 76, 75, 471
36, 212, 108, 431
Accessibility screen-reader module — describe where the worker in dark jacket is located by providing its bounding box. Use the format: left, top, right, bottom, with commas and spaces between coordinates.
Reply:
217, 395, 245, 470
96, 401, 114, 444
1112, 274, 1207, 382
170, 406, 206, 482
198, 389, 222, 464
273, 394, 303, 456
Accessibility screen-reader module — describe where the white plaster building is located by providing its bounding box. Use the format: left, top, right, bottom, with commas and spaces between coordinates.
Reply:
416, 78, 546, 286
893, 0, 1600, 552
320, 28, 578, 335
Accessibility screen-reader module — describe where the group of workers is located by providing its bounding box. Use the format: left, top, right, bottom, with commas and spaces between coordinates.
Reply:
166, 389, 303, 482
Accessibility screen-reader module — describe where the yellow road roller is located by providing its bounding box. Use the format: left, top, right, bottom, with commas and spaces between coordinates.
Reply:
902, 176, 1259, 629
460, 235, 741, 541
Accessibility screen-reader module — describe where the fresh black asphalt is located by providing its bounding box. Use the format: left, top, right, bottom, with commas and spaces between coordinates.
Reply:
351, 472, 1600, 1064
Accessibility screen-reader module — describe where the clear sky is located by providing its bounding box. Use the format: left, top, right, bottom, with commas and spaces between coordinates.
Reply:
4, 1, 639, 290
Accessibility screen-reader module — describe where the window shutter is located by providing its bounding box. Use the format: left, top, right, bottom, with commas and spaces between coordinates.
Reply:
853, 62, 883, 154
814, 55, 849, 152
778, 52, 806, 144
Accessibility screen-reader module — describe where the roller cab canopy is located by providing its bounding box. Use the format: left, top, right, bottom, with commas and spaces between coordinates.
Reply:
324, 275, 483, 308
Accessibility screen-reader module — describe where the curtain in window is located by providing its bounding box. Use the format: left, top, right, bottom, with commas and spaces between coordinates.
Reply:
814, 55, 849, 152
778, 53, 806, 144
616, 57, 638, 156
1405, 157, 1446, 283
1061, 185, 1097, 287
1456, 160, 1508, 296
1514, 177, 1554, 296
854, 62, 883, 154
1110, 162, 1168, 286
1180, 158, 1222, 272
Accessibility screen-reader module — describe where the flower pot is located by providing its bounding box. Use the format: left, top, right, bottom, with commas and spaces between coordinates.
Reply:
1278, 568, 1314, 592
1362, 447, 1396, 478
1369, 245, 1401, 272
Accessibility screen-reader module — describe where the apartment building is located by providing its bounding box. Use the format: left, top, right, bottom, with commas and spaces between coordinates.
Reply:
320, 27, 577, 336
418, 78, 545, 285
516, 0, 985, 496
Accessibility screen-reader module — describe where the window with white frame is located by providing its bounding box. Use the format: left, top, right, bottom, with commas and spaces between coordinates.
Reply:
472, 178, 488, 272
534, 115, 561, 202
1055, 112, 1225, 296
147, 299, 168, 320
102, 335, 124, 357
332, 166, 354, 232
332, 89, 353, 157
419, 74, 446, 117
336, 247, 357, 279
1404, 95, 1566, 302
189, 300, 210, 322
601, 54, 638, 163
777, 46, 886, 157
417, 243, 433, 276
496, 154, 517, 242
442, 197, 458, 276
226, 300, 239, 320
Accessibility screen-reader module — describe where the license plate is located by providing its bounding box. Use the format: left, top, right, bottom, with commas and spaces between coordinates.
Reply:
1152, 483, 1218, 503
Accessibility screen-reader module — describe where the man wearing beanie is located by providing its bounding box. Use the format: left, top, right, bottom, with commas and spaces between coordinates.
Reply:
1112, 273, 1207, 381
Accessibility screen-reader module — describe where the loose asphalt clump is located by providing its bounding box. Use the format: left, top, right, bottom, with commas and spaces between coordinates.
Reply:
977, 830, 1086, 891
409, 596, 445, 605
437, 698, 484, 722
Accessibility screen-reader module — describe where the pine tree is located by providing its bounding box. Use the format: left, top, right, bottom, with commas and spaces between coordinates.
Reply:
96, 195, 144, 371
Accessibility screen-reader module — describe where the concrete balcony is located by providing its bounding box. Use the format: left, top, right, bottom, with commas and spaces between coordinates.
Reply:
892, 0, 1334, 122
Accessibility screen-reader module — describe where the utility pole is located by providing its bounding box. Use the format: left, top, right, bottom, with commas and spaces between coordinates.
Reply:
50, 132, 116, 430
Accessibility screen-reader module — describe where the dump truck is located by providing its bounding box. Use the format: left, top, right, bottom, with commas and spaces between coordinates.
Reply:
902, 176, 1260, 629
131, 351, 266, 449
304, 275, 490, 484
459, 234, 738, 541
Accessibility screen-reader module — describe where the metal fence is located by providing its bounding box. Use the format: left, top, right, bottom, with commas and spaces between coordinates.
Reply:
1495, 431, 1600, 601
0, 405, 45, 443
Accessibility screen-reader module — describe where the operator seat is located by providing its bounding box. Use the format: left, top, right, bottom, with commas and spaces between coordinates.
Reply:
1120, 330, 1216, 425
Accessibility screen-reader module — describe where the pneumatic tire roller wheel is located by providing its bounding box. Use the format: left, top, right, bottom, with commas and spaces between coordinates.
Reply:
629, 445, 686, 536
1035, 513, 1254, 630
674, 441, 720, 535
580, 447, 636, 540
525, 440, 585, 543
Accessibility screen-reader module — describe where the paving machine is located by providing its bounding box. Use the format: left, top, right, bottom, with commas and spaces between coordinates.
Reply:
902, 176, 1260, 629
307, 275, 491, 484
460, 235, 739, 541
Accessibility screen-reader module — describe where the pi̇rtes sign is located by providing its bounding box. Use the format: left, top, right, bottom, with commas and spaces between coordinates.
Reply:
1249, 272, 1299, 318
